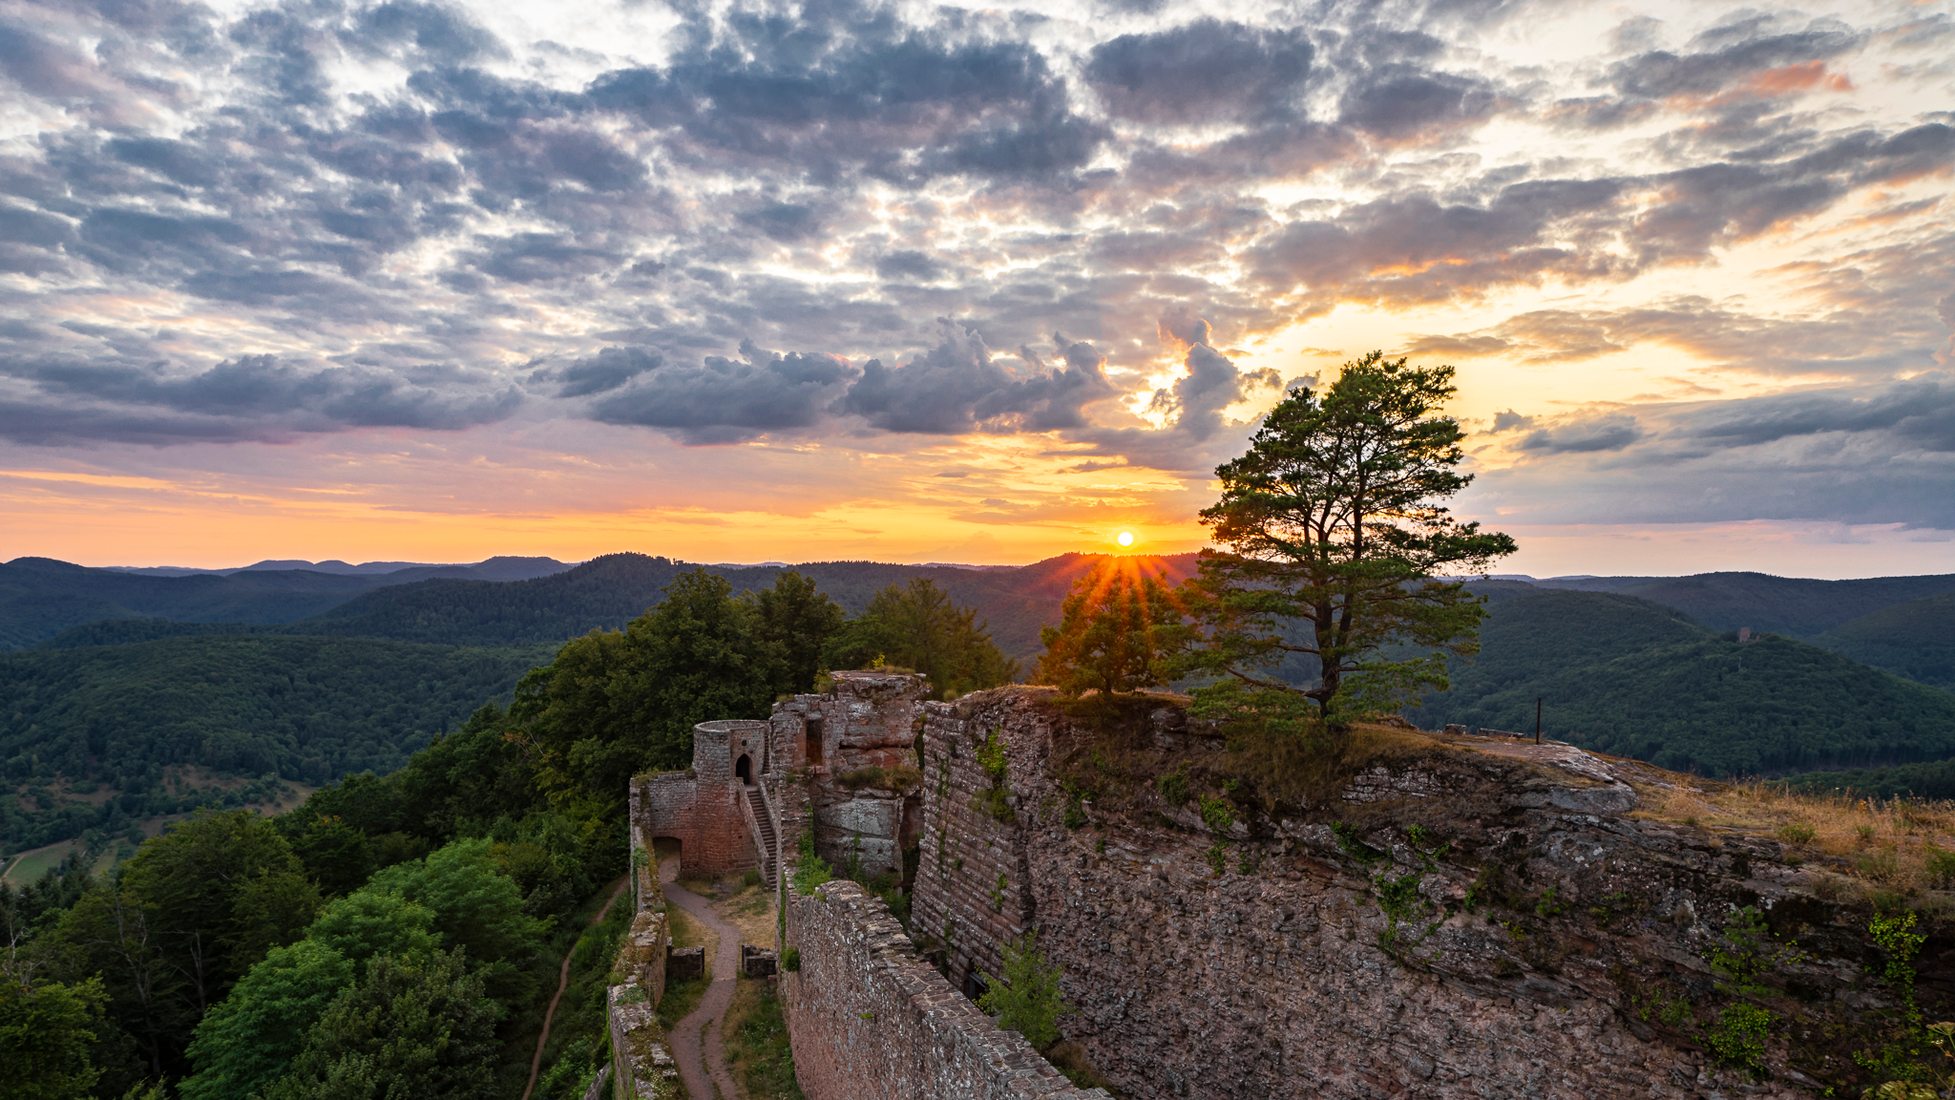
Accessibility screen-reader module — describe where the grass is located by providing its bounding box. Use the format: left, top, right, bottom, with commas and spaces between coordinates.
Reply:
1, 838, 78, 884
1052, 700, 1452, 821
1628, 773, 1955, 900
657, 904, 711, 1028
723, 979, 804, 1099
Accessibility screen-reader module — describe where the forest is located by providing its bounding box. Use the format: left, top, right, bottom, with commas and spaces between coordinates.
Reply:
0, 568, 1019, 1098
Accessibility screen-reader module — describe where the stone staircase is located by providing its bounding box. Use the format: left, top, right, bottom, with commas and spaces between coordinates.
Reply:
745, 786, 778, 889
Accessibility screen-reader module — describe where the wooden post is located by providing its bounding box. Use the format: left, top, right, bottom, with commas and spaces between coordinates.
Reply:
1535, 698, 1543, 745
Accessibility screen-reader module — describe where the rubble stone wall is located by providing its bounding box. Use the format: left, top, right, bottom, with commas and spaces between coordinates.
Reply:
780, 879, 1108, 1100
910, 687, 1938, 1100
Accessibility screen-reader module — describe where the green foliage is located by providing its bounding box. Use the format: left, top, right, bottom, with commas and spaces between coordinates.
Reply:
1707, 1002, 1774, 1074
38, 810, 318, 1079
1182, 351, 1515, 724
1154, 768, 1187, 806
726, 980, 805, 1100
1331, 821, 1385, 865
792, 832, 832, 896
260, 948, 500, 1099
1819, 591, 1955, 693
978, 934, 1068, 1052
0, 634, 540, 850
363, 839, 547, 1005
0, 973, 107, 1100
1198, 795, 1236, 834
1869, 911, 1925, 991
823, 579, 1015, 699
781, 946, 801, 972
976, 730, 1008, 783
746, 571, 846, 700
1409, 583, 1955, 778
1205, 843, 1227, 876
974, 729, 1015, 823
511, 569, 775, 812
1035, 560, 1187, 696
181, 939, 356, 1100
834, 764, 922, 792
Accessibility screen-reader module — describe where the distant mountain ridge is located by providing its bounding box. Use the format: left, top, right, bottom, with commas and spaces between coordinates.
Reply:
0, 555, 575, 650
101, 555, 574, 580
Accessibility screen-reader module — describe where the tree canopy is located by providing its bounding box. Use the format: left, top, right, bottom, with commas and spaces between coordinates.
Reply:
1186, 351, 1515, 724
825, 579, 1016, 698
1035, 559, 1187, 696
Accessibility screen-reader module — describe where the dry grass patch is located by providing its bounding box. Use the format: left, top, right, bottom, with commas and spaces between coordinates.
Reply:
1633, 774, 1955, 896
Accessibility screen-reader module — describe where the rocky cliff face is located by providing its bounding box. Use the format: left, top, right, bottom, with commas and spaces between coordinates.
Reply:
912, 688, 1952, 1099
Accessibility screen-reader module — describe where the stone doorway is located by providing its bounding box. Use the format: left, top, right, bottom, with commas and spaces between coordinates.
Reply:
735, 753, 753, 785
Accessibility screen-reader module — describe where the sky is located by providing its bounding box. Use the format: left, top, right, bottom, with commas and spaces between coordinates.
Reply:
0, 0, 1951, 577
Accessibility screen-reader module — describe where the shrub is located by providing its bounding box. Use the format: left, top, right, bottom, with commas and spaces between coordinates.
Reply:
1775, 821, 1816, 846
1199, 795, 1236, 834
781, 947, 801, 972
979, 935, 1068, 1051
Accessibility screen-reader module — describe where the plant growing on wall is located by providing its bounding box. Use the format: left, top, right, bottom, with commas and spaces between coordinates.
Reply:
979, 934, 1069, 1052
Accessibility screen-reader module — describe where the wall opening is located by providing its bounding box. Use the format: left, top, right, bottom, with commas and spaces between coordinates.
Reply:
735, 753, 753, 785
805, 717, 825, 765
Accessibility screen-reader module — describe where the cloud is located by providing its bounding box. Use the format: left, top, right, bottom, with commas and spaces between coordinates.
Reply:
1337, 65, 1498, 143
588, 344, 857, 444
1519, 413, 1644, 454
1083, 19, 1313, 125
838, 322, 1114, 435
0, 352, 521, 445
1143, 309, 1278, 444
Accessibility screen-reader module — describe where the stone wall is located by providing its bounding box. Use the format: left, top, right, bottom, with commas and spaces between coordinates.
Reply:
629, 734, 757, 877
607, 876, 678, 1100
769, 671, 927, 880
781, 879, 1109, 1100
912, 703, 1032, 991
911, 687, 1946, 1100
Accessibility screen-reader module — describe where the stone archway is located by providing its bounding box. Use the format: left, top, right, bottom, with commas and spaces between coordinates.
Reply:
735, 753, 753, 785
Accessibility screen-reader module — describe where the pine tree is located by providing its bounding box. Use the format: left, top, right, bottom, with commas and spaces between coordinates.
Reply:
1036, 560, 1187, 696
1187, 351, 1515, 725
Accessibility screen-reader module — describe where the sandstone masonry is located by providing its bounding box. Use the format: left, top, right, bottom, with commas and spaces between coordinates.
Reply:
911, 687, 1949, 1100
782, 879, 1110, 1100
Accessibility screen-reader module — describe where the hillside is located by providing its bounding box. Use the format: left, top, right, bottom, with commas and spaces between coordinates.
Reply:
0, 556, 573, 650
0, 634, 545, 850
298, 551, 1199, 664
1537, 570, 1955, 638
1816, 590, 1955, 692
1411, 582, 1955, 776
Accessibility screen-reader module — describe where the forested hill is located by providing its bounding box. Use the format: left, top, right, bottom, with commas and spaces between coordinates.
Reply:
299, 551, 1200, 665
0, 634, 545, 849
1816, 591, 1955, 693
1536, 571, 1955, 638
1410, 582, 1955, 778
0, 555, 574, 650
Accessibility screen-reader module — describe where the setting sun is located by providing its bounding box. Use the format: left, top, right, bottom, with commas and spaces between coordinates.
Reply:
1116, 531, 1136, 548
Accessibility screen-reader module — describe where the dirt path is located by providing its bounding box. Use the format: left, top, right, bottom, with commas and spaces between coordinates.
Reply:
521, 875, 631, 1100
661, 859, 744, 1100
